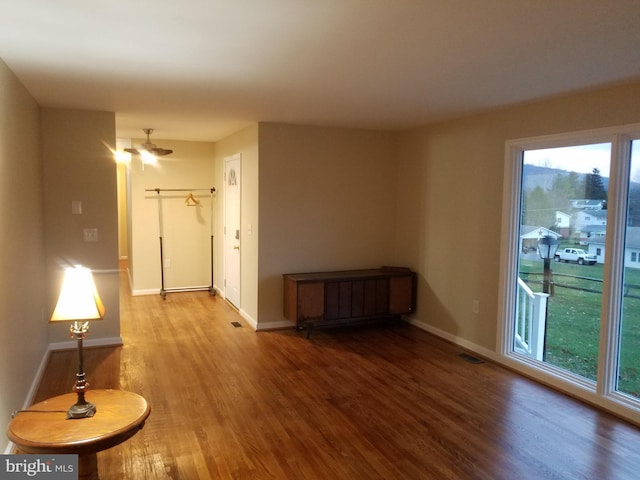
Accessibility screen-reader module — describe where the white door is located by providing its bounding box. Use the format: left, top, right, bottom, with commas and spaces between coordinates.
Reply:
224, 154, 241, 308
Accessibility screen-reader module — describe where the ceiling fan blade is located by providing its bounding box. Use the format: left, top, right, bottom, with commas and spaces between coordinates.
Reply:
123, 129, 173, 157
151, 148, 173, 156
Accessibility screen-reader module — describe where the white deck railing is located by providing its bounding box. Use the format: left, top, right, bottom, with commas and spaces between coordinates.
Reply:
515, 277, 549, 360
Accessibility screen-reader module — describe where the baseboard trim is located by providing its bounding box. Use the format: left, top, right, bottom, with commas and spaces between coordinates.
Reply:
406, 318, 499, 362
4, 343, 54, 453
131, 288, 161, 296
214, 288, 258, 331
239, 309, 257, 330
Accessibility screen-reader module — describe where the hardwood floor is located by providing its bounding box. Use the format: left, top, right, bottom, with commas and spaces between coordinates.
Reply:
31, 267, 640, 479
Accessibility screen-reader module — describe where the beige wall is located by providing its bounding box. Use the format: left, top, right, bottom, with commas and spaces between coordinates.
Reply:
212, 124, 259, 323
128, 139, 216, 293
396, 81, 640, 352
257, 123, 399, 327
0, 64, 121, 453
41, 108, 120, 344
0, 59, 47, 452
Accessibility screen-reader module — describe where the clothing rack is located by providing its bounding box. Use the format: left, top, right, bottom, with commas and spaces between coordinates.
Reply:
145, 188, 216, 193
146, 187, 216, 299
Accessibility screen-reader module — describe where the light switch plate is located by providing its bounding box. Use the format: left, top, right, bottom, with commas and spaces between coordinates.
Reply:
72, 200, 82, 215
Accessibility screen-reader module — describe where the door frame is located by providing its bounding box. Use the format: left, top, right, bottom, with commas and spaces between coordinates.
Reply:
223, 154, 241, 308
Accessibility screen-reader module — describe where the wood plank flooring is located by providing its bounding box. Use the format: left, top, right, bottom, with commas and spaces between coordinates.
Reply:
31, 267, 640, 479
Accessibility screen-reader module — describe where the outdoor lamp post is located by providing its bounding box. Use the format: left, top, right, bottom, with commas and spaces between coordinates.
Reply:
538, 235, 559, 361
538, 235, 559, 295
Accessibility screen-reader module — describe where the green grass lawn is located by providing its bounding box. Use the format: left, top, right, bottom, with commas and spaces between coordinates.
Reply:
519, 258, 640, 398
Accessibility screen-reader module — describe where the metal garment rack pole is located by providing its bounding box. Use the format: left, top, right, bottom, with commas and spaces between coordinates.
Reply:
146, 188, 216, 299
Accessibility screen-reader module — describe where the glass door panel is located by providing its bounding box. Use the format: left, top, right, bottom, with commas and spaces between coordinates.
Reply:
516, 143, 611, 381
617, 139, 640, 399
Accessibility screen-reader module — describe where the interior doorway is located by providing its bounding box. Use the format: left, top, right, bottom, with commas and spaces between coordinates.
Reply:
224, 154, 241, 308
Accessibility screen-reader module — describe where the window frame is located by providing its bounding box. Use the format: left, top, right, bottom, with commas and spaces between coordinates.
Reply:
497, 124, 640, 423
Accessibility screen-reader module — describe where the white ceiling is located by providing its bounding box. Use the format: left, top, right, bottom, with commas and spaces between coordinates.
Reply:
1, 1, 640, 142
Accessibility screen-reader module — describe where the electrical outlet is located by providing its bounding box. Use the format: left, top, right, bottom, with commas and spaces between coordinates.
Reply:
472, 299, 480, 314
164, 258, 171, 268
83, 228, 98, 242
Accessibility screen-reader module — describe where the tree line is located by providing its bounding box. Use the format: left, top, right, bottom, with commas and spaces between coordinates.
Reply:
522, 168, 612, 229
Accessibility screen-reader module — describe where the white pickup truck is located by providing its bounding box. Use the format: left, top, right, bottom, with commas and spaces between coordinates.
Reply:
554, 248, 597, 265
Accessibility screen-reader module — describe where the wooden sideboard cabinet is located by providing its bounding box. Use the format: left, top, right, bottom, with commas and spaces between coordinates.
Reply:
283, 267, 416, 336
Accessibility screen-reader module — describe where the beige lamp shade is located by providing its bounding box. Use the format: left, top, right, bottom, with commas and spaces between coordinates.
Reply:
50, 266, 105, 322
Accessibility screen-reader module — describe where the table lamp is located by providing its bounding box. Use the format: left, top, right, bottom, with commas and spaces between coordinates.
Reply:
50, 265, 105, 419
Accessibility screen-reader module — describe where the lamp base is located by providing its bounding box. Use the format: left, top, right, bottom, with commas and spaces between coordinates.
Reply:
67, 401, 96, 419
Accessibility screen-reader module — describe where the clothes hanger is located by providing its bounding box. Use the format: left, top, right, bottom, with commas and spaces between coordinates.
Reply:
185, 193, 200, 206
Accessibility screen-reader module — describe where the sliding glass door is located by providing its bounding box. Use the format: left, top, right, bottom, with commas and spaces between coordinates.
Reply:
501, 126, 640, 418
516, 143, 610, 381
617, 139, 640, 399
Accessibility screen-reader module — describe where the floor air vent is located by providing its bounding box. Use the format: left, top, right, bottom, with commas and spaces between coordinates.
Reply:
231, 321, 242, 328
459, 353, 484, 364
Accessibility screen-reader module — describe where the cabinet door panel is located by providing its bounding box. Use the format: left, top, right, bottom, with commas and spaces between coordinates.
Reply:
298, 282, 325, 321
283, 277, 297, 321
389, 275, 415, 314
351, 280, 365, 317
339, 282, 352, 318
363, 280, 378, 316
376, 278, 389, 315
325, 282, 340, 319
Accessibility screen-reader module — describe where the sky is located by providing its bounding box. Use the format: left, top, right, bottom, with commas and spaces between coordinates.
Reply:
523, 140, 640, 180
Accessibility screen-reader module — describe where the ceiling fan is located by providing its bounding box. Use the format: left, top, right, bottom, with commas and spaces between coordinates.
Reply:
125, 128, 173, 157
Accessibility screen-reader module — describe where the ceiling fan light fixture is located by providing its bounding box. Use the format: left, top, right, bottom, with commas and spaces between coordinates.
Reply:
124, 128, 173, 158
139, 149, 158, 165
114, 150, 132, 164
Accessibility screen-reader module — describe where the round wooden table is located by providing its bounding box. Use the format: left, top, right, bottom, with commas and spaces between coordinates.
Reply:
7, 389, 150, 480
